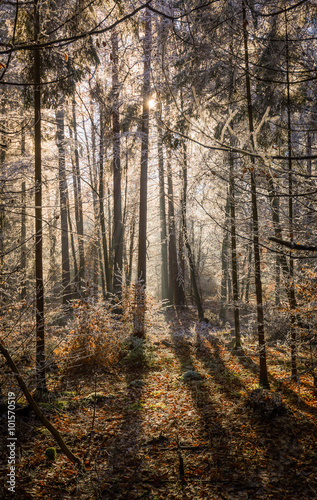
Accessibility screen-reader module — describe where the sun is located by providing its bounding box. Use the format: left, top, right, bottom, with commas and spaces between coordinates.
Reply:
148, 98, 156, 109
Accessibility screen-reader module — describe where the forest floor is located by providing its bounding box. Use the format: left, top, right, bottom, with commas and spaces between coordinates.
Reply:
1, 307, 317, 499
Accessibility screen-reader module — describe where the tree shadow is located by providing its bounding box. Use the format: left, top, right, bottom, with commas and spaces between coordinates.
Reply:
229, 342, 317, 419
195, 327, 248, 400
165, 312, 317, 498
165, 310, 261, 495
90, 345, 151, 499
195, 321, 317, 498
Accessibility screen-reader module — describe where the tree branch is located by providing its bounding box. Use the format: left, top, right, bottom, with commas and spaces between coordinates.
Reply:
269, 237, 317, 251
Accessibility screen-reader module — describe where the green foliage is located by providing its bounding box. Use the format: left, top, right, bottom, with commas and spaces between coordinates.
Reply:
120, 336, 155, 369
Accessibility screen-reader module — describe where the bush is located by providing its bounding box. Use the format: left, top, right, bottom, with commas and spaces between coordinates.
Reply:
55, 299, 128, 375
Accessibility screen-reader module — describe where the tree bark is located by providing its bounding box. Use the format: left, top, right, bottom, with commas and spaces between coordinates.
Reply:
99, 104, 111, 294
34, 0, 47, 394
245, 239, 252, 303
134, 7, 152, 337
111, 29, 123, 303
285, 12, 297, 378
157, 109, 169, 303
243, 2, 269, 388
229, 152, 241, 348
83, 110, 99, 298
67, 199, 79, 296
220, 192, 230, 321
181, 140, 204, 320
56, 103, 72, 307
167, 154, 186, 307
20, 181, 27, 300
71, 95, 85, 294
126, 214, 135, 288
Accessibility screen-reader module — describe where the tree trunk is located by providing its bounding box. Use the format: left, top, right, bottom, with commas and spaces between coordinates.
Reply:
91, 113, 105, 298
275, 254, 281, 307
229, 152, 241, 348
111, 30, 123, 303
122, 143, 129, 287
34, 0, 47, 394
167, 155, 186, 307
134, 7, 152, 337
48, 190, 58, 284
285, 12, 297, 379
20, 181, 27, 300
181, 140, 204, 320
67, 199, 79, 297
245, 240, 252, 303
267, 175, 297, 309
83, 110, 99, 298
219, 192, 230, 322
71, 95, 85, 294
157, 109, 169, 303
127, 214, 136, 287
243, 2, 269, 389
99, 104, 111, 294
0, 103, 6, 304
306, 131, 313, 224
56, 104, 71, 307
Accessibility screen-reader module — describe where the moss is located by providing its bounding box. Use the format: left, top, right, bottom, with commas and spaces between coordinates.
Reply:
120, 337, 155, 369
45, 447, 56, 461
182, 370, 203, 382
84, 392, 107, 404
129, 379, 145, 387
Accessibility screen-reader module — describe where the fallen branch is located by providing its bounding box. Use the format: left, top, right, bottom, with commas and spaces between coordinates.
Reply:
0, 341, 83, 467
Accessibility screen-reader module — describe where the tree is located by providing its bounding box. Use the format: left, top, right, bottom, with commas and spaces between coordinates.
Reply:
134, 7, 152, 338
111, 29, 123, 304
70, 95, 85, 295
157, 107, 169, 303
243, 1, 269, 388
56, 102, 72, 308
34, 0, 47, 394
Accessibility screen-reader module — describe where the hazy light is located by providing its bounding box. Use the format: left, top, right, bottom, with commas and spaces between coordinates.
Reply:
148, 98, 156, 109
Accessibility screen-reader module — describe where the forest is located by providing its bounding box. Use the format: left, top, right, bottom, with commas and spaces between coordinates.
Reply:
0, 0, 317, 498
